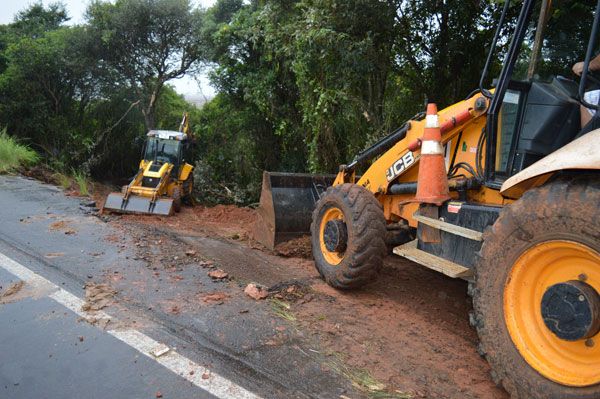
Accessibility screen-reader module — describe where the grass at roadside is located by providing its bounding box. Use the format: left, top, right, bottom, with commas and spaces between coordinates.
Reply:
325, 351, 412, 399
46, 162, 91, 196
71, 168, 90, 196
268, 298, 297, 321
0, 128, 39, 173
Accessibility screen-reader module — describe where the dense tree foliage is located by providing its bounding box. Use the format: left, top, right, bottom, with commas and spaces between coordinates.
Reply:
197, 0, 508, 178
86, 0, 205, 130
0, 1, 203, 179
0, 0, 595, 204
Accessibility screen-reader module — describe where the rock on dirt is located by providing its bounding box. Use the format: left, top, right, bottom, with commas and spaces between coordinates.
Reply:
208, 269, 228, 279
244, 283, 268, 300
203, 292, 228, 302
199, 261, 215, 269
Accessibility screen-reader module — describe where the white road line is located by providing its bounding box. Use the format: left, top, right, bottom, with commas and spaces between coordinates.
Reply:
48, 288, 112, 321
110, 329, 260, 399
0, 252, 263, 399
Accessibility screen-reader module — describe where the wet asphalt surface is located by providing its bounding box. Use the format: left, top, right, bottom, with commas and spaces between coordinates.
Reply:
0, 176, 353, 399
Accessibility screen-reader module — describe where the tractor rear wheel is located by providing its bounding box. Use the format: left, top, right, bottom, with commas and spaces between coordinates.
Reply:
473, 178, 600, 399
310, 183, 386, 289
172, 187, 181, 213
182, 174, 194, 205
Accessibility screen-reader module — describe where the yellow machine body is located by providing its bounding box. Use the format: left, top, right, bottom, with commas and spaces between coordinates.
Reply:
334, 94, 510, 228
104, 115, 195, 216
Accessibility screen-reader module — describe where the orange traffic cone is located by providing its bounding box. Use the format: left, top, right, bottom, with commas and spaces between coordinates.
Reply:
409, 103, 451, 206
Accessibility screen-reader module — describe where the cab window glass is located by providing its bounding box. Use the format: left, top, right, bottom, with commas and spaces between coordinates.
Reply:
512, 1, 597, 83
145, 138, 180, 164
496, 90, 521, 175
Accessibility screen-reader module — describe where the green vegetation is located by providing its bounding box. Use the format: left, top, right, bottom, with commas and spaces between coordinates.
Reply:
0, 128, 39, 172
0, 1, 594, 202
71, 168, 90, 196
268, 298, 297, 322
325, 351, 411, 399
54, 171, 70, 191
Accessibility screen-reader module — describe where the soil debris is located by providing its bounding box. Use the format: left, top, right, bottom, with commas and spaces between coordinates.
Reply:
203, 292, 228, 302
0, 281, 24, 298
244, 283, 268, 300
86, 188, 506, 398
20, 166, 59, 185
87, 317, 111, 330
44, 253, 64, 258
199, 261, 215, 269
267, 280, 310, 301
81, 283, 117, 312
208, 269, 228, 279
273, 236, 312, 258
48, 220, 76, 234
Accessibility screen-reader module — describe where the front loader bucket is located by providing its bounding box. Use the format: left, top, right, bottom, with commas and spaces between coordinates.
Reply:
104, 193, 174, 216
254, 171, 336, 250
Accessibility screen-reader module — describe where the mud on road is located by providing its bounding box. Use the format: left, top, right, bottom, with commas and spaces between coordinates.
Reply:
96, 199, 508, 399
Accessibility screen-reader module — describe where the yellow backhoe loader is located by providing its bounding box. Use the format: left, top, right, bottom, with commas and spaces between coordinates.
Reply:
104, 114, 194, 216
256, 1, 600, 398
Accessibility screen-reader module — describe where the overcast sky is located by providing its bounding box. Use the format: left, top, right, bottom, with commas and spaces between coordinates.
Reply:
1, 0, 217, 98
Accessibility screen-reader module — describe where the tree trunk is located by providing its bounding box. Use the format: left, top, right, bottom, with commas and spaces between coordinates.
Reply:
142, 84, 163, 131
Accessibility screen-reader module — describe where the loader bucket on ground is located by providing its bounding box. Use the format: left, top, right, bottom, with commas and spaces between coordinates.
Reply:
254, 171, 336, 250
104, 193, 174, 216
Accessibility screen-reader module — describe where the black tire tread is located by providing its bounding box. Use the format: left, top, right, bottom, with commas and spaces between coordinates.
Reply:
473, 177, 600, 399
311, 183, 386, 289
172, 187, 182, 213
182, 173, 194, 203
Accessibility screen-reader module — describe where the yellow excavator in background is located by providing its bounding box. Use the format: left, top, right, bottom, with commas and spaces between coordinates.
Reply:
103, 114, 194, 216
255, 1, 600, 398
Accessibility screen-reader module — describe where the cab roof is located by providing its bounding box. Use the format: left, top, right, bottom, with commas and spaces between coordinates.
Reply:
147, 130, 188, 141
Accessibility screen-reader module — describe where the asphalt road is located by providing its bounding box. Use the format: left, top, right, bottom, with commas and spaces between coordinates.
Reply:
0, 176, 352, 399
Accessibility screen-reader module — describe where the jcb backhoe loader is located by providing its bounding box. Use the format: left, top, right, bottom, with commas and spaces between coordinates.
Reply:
256, 1, 600, 398
104, 114, 194, 216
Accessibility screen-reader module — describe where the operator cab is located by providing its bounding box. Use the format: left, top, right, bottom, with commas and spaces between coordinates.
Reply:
483, 0, 600, 188
144, 130, 190, 168
494, 78, 582, 180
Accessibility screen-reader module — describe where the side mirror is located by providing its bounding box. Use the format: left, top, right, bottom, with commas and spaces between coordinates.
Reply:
134, 136, 143, 146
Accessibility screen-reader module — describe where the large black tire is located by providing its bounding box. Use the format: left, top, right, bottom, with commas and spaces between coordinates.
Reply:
473, 177, 600, 399
310, 183, 386, 289
172, 187, 181, 213
182, 173, 194, 205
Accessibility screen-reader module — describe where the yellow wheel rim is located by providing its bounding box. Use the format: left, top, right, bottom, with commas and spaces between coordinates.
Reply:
319, 207, 345, 265
504, 240, 600, 386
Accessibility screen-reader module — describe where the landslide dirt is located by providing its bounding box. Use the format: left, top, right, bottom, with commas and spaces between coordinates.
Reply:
93, 199, 507, 399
